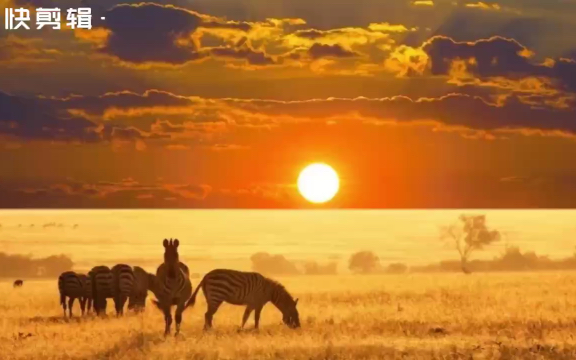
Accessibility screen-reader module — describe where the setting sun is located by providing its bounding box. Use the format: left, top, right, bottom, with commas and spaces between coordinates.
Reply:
297, 163, 340, 204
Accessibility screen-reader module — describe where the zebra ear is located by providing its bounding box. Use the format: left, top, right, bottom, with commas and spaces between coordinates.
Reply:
294, 298, 299, 306
174, 239, 180, 248
163, 239, 169, 248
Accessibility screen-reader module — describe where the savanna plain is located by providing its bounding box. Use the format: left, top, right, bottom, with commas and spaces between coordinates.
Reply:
2, 273, 576, 360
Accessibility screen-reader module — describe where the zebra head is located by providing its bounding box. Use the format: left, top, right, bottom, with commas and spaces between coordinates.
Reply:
128, 291, 147, 312
282, 298, 301, 329
163, 238, 180, 278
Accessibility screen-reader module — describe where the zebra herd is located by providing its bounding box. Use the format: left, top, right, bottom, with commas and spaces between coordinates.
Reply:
57, 238, 301, 335
58, 264, 152, 317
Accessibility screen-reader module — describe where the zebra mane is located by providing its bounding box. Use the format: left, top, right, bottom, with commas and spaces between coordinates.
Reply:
265, 276, 295, 302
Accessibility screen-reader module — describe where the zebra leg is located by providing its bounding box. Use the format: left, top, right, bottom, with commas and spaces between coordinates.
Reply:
87, 298, 92, 313
80, 298, 86, 316
254, 306, 263, 329
241, 306, 253, 329
68, 297, 75, 317
114, 295, 125, 316
62, 296, 67, 317
204, 301, 221, 330
163, 304, 173, 336
120, 295, 128, 316
174, 301, 185, 336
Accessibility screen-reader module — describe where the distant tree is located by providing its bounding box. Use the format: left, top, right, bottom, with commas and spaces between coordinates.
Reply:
303, 261, 338, 275
348, 251, 380, 274
0, 252, 74, 277
386, 263, 408, 274
250, 252, 300, 275
440, 214, 500, 274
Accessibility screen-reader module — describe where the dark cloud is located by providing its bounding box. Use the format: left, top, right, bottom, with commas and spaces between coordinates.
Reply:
308, 43, 358, 59
292, 29, 325, 40
35, 89, 576, 138
422, 36, 576, 92
98, 3, 251, 65
209, 47, 277, 65
99, 3, 205, 64
0, 91, 100, 141
0, 91, 151, 143
46, 90, 195, 116
0, 178, 212, 208
225, 94, 576, 136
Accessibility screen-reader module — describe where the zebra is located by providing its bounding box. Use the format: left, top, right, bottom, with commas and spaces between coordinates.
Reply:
185, 269, 300, 330
13, 279, 23, 288
152, 239, 192, 336
89, 265, 114, 316
77, 274, 92, 314
79, 273, 93, 313
111, 264, 135, 316
128, 266, 156, 312
58, 271, 86, 317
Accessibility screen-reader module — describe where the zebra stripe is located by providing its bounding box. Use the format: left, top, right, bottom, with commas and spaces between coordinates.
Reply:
89, 265, 114, 315
58, 271, 86, 317
111, 264, 135, 316
153, 238, 192, 336
82, 274, 93, 313
77, 274, 93, 314
128, 266, 152, 311
185, 269, 301, 329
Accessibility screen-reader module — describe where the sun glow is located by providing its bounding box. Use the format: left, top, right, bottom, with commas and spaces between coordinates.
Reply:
297, 163, 340, 204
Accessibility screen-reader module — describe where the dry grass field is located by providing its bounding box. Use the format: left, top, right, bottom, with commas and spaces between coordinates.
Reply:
2, 273, 576, 359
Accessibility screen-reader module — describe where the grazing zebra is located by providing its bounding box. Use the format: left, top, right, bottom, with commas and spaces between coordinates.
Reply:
185, 269, 300, 330
152, 239, 192, 336
111, 264, 135, 316
89, 265, 114, 316
128, 266, 155, 312
13, 279, 23, 288
79, 273, 93, 313
77, 274, 92, 314
58, 271, 86, 317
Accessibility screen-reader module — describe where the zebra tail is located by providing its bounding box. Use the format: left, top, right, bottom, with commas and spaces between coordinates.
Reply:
184, 277, 204, 309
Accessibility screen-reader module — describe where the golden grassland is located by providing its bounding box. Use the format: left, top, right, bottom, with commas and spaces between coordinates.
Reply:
2, 273, 576, 359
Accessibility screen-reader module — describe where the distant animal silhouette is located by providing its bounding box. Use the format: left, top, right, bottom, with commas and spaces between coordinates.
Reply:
152, 238, 192, 336
58, 271, 87, 317
185, 269, 300, 330
89, 265, 114, 315
111, 264, 136, 316
15, 332, 33, 340
13, 280, 23, 288
128, 266, 154, 312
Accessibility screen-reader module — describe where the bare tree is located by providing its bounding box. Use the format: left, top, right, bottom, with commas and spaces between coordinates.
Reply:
440, 214, 500, 274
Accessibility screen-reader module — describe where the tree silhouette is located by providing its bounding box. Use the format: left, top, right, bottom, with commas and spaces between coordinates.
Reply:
348, 251, 380, 274
440, 214, 500, 274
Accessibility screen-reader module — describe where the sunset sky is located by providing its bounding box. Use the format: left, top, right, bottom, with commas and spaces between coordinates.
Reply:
1, 0, 576, 208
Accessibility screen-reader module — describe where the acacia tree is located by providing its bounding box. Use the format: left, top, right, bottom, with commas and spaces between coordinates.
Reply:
440, 214, 500, 274
348, 251, 380, 274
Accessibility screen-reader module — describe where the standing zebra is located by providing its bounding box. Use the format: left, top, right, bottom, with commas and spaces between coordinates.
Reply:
128, 266, 155, 312
13, 279, 23, 288
185, 269, 300, 330
80, 273, 93, 313
152, 239, 192, 336
111, 264, 135, 316
89, 265, 114, 316
58, 271, 86, 317
77, 274, 92, 314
